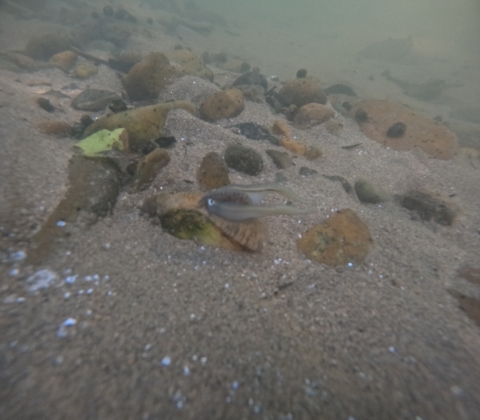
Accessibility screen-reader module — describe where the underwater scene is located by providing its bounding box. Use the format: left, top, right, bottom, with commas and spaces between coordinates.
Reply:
1, 0, 480, 418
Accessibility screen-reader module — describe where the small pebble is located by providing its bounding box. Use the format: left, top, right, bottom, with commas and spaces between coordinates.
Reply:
161, 356, 171, 366
56, 220, 66, 227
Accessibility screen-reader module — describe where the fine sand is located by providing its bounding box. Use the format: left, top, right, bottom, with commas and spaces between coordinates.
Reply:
1, 2, 480, 419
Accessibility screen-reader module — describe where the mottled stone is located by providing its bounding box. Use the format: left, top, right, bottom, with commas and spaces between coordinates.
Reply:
355, 179, 390, 204
196, 152, 230, 190
297, 208, 373, 266
224, 144, 263, 176
266, 150, 294, 169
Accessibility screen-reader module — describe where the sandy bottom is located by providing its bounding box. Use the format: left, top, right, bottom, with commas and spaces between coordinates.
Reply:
1, 2, 480, 419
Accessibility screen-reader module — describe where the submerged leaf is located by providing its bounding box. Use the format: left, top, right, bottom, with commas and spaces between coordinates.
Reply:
75, 128, 128, 157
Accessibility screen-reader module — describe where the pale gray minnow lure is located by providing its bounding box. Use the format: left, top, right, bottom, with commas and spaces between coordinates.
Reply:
201, 182, 310, 222
205, 199, 311, 222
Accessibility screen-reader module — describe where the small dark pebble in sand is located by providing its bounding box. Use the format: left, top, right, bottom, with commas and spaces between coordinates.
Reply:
299, 167, 318, 176
224, 144, 263, 176
355, 108, 368, 122
325, 84, 357, 96
80, 114, 94, 127
296, 69, 307, 78
154, 136, 177, 148
386, 121, 406, 137
232, 122, 278, 144
36, 97, 55, 112
342, 101, 352, 111
91, 11, 99, 19
71, 89, 121, 112
109, 99, 128, 113
232, 69, 268, 91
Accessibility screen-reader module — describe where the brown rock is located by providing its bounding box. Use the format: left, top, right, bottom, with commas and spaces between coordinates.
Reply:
400, 189, 461, 225
196, 152, 230, 190
277, 77, 327, 108
293, 103, 335, 129
457, 266, 480, 285
35, 120, 71, 137
134, 148, 171, 190
350, 100, 458, 159
297, 209, 373, 266
49, 51, 77, 72
166, 49, 214, 81
72, 63, 98, 79
199, 88, 244, 121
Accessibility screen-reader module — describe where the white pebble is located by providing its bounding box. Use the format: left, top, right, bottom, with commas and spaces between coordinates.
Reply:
56, 220, 66, 227
161, 356, 171, 366
26, 269, 58, 292
65, 275, 77, 284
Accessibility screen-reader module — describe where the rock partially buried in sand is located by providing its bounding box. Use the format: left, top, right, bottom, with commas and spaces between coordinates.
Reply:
134, 148, 170, 189
297, 208, 373, 266
24, 33, 74, 61
355, 179, 390, 204
196, 152, 230, 190
165, 49, 214, 81
400, 189, 461, 225
293, 103, 335, 129
224, 144, 263, 176
83, 101, 197, 152
351, 100, 458, 159
277, 77, 327, 108
199, 88, 245, 121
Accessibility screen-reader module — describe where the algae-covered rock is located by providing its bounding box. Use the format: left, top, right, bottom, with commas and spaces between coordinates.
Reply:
196, 152, 230, 190
134, 148, 170, 189
156, 191, 264, 251
75, 128, 129, 157
122, 50, 214, 101
72, 63, 98, 79
83, 101, 197, 152
400, 189, 461, 225
297, 208, 373, 266
277, 77, 327, 108
224, 144, 263, 176
199, 88, 244, 121
266, 150, 294, 169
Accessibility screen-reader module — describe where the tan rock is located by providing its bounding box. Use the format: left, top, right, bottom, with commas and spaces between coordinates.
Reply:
166, 49, 214, 81
196, 152, 230, 190
49, 51, 77, 72
293, 103, 334, 129
134, 148, 171, 190
72, 63, 98, 79
350, 100, 458, 159
277, 77, 327, 108
297, 209, 373, 266
199, 88, 244, 121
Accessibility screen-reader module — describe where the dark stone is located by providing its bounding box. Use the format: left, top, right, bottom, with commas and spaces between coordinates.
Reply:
355, 108, 368, 122
36, 97, 55, 113
126, 13, 138, 24
400, 189, 461, 225
325, 84, 357, 96
155, 136, 177, 148
224, 144, 263, 176
107, 57, 136, 73
342, 101, 352, 111
114, 9, 128, 20
109, 99, 128, 113
299, 167, 318, 177
266, 150, 294, 169
103, 5, 114, 16
232, 69, 268, 91
71, 89, 121, 112
80, 114, 94, 127
240, 62, 251, 73
232, 122, 279, 144
386, 121, 406, 137
296, 69, 307, 78
91, 11, 99, 19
